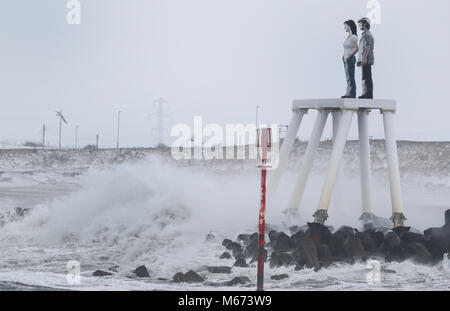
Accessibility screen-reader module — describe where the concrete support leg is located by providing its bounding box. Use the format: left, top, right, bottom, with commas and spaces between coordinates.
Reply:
382, 110, 406, 227
287, 110, 329, 213
331, 111, 344, 212
313, 110, 354, 224
357, 109, 375, 225
268, 109, 307, 193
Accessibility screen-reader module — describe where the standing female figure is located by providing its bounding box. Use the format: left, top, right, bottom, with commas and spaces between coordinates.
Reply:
341, 20, 359, 98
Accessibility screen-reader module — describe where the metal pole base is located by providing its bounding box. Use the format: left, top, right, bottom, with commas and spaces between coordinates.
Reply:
312, 209, 329, 225
359, 212, 375, 223
359, 212, 376, 230
390, 212, 407, 228
283, 208, 300, 219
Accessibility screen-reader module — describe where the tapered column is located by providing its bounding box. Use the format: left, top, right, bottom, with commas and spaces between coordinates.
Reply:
382, 110, 406, 227
331, 110, 344, 212
358, 109, 374, 224
313, 109, 354, 224
287, 110, 329, 212
268, 109, 307, 193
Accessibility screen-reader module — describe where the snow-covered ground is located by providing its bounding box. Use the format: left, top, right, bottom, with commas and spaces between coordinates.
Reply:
0, 142, 449, 290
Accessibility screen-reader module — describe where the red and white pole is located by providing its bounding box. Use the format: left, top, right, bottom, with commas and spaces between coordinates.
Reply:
256, 128, 272, 291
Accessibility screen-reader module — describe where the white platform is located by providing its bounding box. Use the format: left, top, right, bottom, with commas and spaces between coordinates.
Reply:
270, 98, 405, 227
293, 98, 396, 112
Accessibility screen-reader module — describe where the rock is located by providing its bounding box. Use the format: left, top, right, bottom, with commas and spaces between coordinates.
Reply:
271, 274, 289, 280
225, 276, 251, 286
222, 239, 233, 248
404, 242, 433, 264
93, 270, 113, 277
173, 270, 204, 283
306, 222, 333, 246
220, 252, 232, 259
227, 242, 243, 257
424, 227, 441, 238
237, 232, 258, 245
381, 268, 396, 274
108, 265, 119, 273
134, 265, 150, 278
269, 231, 294, 252
292, 233, 319, 268
268, 230, 281, 243
289, 230, 309, 248
243, 238, 258, 259
205, 233, 215, 241
365, 228, 385, 248
423, 210, 450, 252
269, 251, 282, 268
233, 257, 249, 268
266, 223, 282, 233
172, 272, 185, 283
207, 266, 232, 274
289, 225, 308, 235
409, 228, 423, 235
343, 236, 367, 259
337, 226, 357, 237
329, 231, 348, 258
249, 248, 268, 264
269, 251, 293, 268
400, 231, 427, 246
14, 207, 30, 217
184, 270, 204, 282
294, 264, 303, 271
357, 231, 377, 253
423, 237, 447, 261
384, 231, 401, 249
317, 244, 333, 265
393, 226, 411, 236
381, 231, 402, 261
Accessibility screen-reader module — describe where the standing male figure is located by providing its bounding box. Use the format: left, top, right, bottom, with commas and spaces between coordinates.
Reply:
357, 17, 375, 99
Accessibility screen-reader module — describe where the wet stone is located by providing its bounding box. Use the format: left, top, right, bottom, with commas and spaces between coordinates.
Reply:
134, 265, 150, 278
225, 276, 251, 286
205, 233, 215, 241
233, 258, 249, 268
92, 270, 113, 277
220, 252, 232, 259
173, 270, 204, 283
271, 274, 289, 280
206, 266, 232, 274
222, 239, 233, 248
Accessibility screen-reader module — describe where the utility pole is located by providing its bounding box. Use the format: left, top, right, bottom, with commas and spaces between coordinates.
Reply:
56, 110, 68, 150
96, 134, 99, 150
150, 98, 170, 147
42, 124, 46, 150
75, 125, 79, 149
116, 110, 121, 151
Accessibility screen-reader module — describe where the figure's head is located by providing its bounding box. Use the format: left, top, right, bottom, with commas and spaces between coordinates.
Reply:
344, 20, 357, 36
358, 17, 371, 31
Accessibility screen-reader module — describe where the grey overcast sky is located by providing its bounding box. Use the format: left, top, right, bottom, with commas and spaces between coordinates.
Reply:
1, 0, 449, 147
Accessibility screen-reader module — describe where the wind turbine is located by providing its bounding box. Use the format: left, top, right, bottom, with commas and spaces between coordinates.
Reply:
56, 110, 68, 149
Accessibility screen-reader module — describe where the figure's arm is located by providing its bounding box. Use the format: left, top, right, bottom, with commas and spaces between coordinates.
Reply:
362, 44, 371, 66
348, 40, 359, 60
